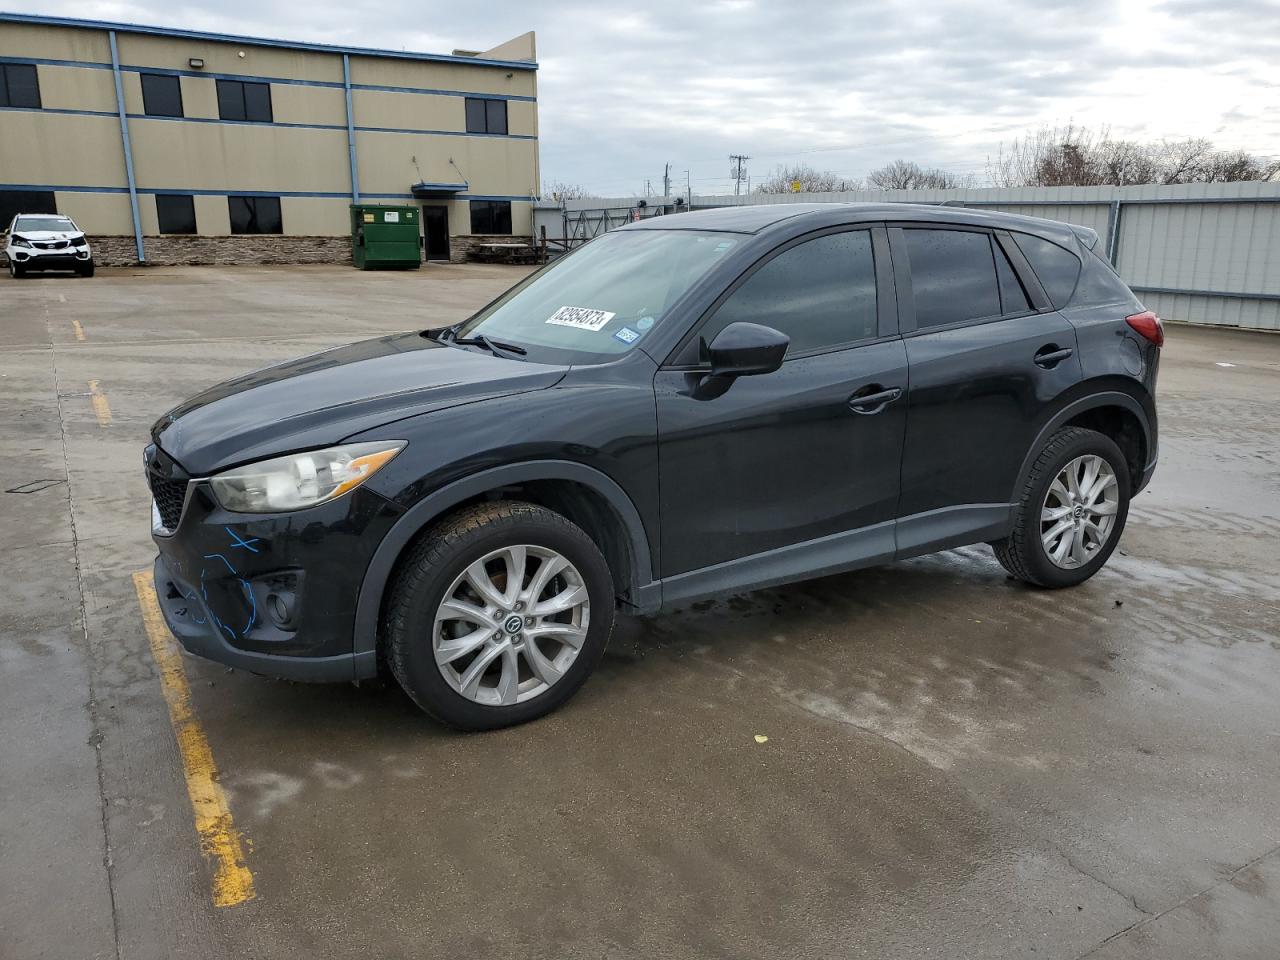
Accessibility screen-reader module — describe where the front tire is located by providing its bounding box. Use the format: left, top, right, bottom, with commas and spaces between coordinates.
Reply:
8, 259, 23, 279
77, 259, 95, 278
385, 501, 615, 730
993, 426, 1131, 588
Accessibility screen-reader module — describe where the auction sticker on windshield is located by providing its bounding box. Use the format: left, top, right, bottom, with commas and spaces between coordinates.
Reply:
546, 306, 616, 331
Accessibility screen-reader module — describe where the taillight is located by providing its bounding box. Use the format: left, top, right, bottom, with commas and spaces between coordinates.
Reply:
1126, 310, 1164, 348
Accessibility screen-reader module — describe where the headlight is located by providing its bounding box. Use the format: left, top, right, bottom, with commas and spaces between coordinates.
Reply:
209, 441, 405, 513
11, 236, 32, 248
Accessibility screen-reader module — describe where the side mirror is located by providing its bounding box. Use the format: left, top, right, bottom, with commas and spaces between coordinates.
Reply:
708, 322, 789, 377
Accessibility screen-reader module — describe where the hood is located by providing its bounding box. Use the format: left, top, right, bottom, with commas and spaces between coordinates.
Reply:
11, 230, 86, 243
153, 331, 567, 475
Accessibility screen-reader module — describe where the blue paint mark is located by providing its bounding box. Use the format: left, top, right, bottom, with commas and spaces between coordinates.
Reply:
203, 553, 238, 575
225, 527, 261, 553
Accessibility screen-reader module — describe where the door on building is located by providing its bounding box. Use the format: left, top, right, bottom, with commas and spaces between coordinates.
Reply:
422, 206, 450, 261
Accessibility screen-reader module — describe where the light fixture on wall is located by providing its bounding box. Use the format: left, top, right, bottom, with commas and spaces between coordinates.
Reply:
188, 57, 205, 69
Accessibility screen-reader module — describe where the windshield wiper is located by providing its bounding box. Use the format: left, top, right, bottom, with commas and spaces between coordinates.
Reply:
452, 333, 528, 359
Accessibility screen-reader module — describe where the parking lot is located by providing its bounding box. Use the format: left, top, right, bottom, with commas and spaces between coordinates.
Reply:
3, 263, 1279, 959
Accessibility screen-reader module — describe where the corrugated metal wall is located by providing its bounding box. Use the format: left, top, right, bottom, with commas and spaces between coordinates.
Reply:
560, 182, 1280, 330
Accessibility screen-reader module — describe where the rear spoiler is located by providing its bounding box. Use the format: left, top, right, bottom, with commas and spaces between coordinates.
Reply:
1070, 224, 1100, 251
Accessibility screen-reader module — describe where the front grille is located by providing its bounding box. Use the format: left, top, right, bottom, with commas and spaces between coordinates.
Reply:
149, 474, 188, 530
36, 240, 70, 250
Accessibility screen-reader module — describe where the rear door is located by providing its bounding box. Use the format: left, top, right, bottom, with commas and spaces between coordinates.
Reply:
891, 223, 1083, 554
655, 225, 907, 596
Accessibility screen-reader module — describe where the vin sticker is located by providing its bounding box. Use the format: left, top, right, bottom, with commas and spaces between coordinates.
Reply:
614, 326, 641, 344
546, 306, 616, 331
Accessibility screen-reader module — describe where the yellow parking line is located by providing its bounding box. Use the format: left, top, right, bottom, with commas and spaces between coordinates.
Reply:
72, 319, 86, 341
132, 571, 256, 908
87, 379, 111, 426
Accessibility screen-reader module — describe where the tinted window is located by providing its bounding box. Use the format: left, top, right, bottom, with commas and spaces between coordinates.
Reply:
470, 200, 512, 234
217, 80, 272, 122
1, 190, 56, 229
465, 97, 507, 134
0, 63, 41, 109
700, 230, 878, 356
1012, 233, 1081, 308
228, 196, 282, 234
141, 73, 183, 117
995, 241, 1031, 314
156, 195, 196, 234
1074, 248, 1140, 307
904, 229, 1000, 328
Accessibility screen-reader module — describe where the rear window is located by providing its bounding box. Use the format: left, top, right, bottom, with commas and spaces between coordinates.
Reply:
903, 228, 1001, 328
1012, 233, 1081, 308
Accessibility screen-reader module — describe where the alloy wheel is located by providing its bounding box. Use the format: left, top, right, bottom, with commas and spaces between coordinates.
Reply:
432, 544, 590, 706
1040, 454, 1119, 569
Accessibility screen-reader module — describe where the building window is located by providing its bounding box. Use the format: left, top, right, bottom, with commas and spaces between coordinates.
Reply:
156, 195, 196, 234
141, 73, 184, 118
464, 97, 507, 135
216, 79, 273, 123
469, 200, 512, 235
0, 63, 41, 109
1, 190, 56, 229
228, 196, 282, 234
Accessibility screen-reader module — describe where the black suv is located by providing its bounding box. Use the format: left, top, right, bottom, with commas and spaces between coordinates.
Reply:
146, 203, 1160, 729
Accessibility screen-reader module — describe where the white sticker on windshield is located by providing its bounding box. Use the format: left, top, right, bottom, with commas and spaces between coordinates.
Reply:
546, 306, 616, 331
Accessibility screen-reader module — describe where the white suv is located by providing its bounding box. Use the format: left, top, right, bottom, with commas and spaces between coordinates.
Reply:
5, 213, 94, 278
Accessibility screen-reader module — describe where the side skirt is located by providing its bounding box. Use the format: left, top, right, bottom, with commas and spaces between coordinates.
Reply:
653, 503, 1013, 611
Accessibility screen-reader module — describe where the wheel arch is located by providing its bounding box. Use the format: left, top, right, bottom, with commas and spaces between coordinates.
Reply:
353, 460, 659, 666
1012, 388, 1152, 505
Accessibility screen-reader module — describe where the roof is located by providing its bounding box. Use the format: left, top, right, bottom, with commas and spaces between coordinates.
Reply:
0, 12, 538, 70
622, 202, 1085, 245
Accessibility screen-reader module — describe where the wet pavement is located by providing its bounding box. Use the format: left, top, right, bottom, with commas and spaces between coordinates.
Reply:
2, 264, 1278, 959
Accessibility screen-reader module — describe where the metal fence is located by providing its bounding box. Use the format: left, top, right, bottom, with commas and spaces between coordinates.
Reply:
544, 183, 1280, 331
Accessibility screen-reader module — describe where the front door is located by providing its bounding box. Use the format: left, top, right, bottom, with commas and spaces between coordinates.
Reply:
423, 206, 450, 261
890, 224, 1083, 552
655, 226, 907, 601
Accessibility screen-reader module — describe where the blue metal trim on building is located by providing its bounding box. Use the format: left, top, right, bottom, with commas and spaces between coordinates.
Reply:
108, 31, 145, 262
342, 54, 360, 204
0, 183, 537, 202
0, 105, 118, 120
0, 54, 112, 70
0, 13, 539, 70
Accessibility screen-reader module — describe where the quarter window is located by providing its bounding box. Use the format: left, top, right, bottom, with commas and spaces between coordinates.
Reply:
156, 195, 196, 234
995, 241, 1031, 314
464, 97, 508, 134
0, 63, 41, 109
228, 196, 282, 234
1012, 233, 1081, 308
469, 200, 512, 234
903, 229, 1001, 328
700, 230, 878, 356
216, 79, 273, 122
141, 73, 184, 117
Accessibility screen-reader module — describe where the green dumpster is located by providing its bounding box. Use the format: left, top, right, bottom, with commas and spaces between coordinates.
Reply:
350, 204, 421, 270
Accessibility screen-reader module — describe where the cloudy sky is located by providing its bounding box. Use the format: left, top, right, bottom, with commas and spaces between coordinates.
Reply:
14, 0, 1280, 196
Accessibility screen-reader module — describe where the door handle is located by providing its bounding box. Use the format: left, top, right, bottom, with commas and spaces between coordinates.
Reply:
1034, 345, 1074, 369
848, 385, 903, 414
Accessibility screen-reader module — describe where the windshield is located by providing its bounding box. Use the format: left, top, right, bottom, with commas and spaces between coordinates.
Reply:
455, 229, 741, 362
14, 216, 77, 233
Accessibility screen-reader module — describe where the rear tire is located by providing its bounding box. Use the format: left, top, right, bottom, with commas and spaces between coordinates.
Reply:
384, 501, 615, 730
993, 426, 1130, 588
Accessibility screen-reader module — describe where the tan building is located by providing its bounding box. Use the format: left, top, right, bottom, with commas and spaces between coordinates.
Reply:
0, 13, 538, 264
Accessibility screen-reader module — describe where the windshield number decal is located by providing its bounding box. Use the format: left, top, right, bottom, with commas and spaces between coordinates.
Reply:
546, 306, 616, 331
614, 327, 640, 345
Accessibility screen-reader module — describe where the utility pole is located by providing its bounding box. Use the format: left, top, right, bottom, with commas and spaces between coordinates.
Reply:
684, 169, 692, 207
729, 154, 750, 196
662, 162, 670, 201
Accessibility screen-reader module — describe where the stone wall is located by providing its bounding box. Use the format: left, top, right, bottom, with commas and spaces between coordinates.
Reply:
449, 234, 537, 263
85, 235, 354, 267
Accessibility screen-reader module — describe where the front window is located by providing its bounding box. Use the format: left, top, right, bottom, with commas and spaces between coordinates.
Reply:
453, 229, 741, 363
14, 216, 76, 233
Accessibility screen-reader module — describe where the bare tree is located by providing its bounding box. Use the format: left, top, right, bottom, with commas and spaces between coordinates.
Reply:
755, 164, 860, 194
867, 159, 967, 190
990, 125, 1279, 186
541, 181, 597, 201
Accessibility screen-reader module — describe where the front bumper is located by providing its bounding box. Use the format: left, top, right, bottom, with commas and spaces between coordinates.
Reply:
7, 246, 92, 269
149, 470, 404, 682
